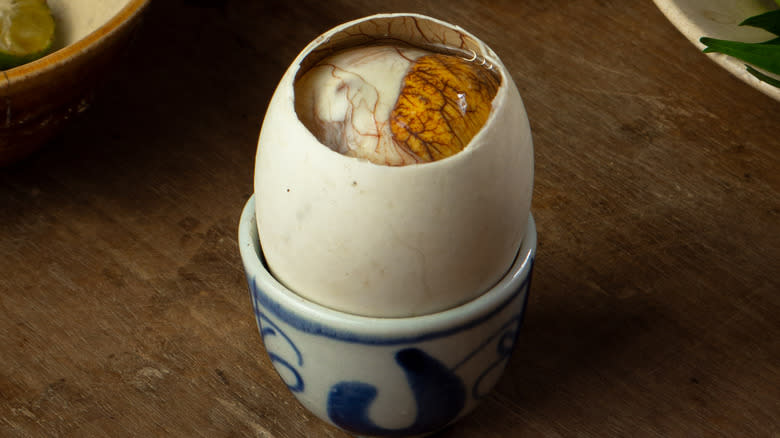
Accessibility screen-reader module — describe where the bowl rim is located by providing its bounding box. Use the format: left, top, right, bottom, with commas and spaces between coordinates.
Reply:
652, 0, 780, 103
4, 0, 151, 81
238, 195, 536, 344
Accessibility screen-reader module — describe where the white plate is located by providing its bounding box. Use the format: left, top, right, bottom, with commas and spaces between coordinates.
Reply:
653, 0, 780, 102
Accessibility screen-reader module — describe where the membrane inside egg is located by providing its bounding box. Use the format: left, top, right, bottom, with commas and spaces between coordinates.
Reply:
294, 44, 500, 166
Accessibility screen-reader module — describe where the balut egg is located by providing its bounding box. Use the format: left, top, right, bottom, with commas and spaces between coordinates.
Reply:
254, 13, 533, 317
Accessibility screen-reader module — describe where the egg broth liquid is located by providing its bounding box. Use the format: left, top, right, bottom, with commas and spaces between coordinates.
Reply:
294, 42, 501, 166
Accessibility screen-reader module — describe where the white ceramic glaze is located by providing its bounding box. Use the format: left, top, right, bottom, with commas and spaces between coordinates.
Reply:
238, 196, 536, 437
48, 0, 131, 50
254, 13, 534, 317
653, 0, 780, 102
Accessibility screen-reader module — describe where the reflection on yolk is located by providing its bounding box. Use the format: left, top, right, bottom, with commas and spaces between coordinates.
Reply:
391, 54, 500, 162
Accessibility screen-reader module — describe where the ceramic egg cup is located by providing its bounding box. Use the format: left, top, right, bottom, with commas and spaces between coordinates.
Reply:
238, 196, 536, 437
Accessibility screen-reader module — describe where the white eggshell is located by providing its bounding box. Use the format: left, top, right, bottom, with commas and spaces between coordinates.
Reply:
255, 13, 533, 317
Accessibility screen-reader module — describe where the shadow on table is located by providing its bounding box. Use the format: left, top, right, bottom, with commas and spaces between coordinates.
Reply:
486, 279, 688, 426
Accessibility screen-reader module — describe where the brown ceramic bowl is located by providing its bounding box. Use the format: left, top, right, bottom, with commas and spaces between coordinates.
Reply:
0, 0, 151, 166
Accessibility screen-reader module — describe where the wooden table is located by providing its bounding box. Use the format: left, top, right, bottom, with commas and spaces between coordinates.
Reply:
2, 1, 778, 436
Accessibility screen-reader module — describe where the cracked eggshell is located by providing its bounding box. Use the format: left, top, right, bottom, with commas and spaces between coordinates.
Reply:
254, 13, 533, 317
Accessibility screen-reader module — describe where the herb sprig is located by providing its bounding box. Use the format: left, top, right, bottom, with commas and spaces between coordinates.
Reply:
700, 6, 780, 89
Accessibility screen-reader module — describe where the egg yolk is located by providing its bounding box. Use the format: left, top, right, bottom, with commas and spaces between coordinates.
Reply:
390, 54, 500, 162
295, 45, 500, 166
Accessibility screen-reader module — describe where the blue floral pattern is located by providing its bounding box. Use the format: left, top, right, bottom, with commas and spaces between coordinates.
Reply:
328, 348, 466, 436
324, 305, 528, 435
246, 256, 532, 436
250, 275, 305, 393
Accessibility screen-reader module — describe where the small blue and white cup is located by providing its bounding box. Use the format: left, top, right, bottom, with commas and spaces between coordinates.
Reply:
238, 196, 536, 437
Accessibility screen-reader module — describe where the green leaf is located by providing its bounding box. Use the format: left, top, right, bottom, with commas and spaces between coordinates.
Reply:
698, 8, 780, 89
739, 9, 780, 35
700, 37, 780, 75
745, 64, 780, 87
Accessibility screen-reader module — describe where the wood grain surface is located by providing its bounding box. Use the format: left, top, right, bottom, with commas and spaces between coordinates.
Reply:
1, 1, 778, 437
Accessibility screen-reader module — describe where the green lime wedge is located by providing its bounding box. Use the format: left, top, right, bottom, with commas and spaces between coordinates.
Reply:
0, 0, 55, 70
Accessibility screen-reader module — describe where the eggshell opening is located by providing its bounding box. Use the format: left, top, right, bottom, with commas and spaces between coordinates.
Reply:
255, 13, 533, 317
